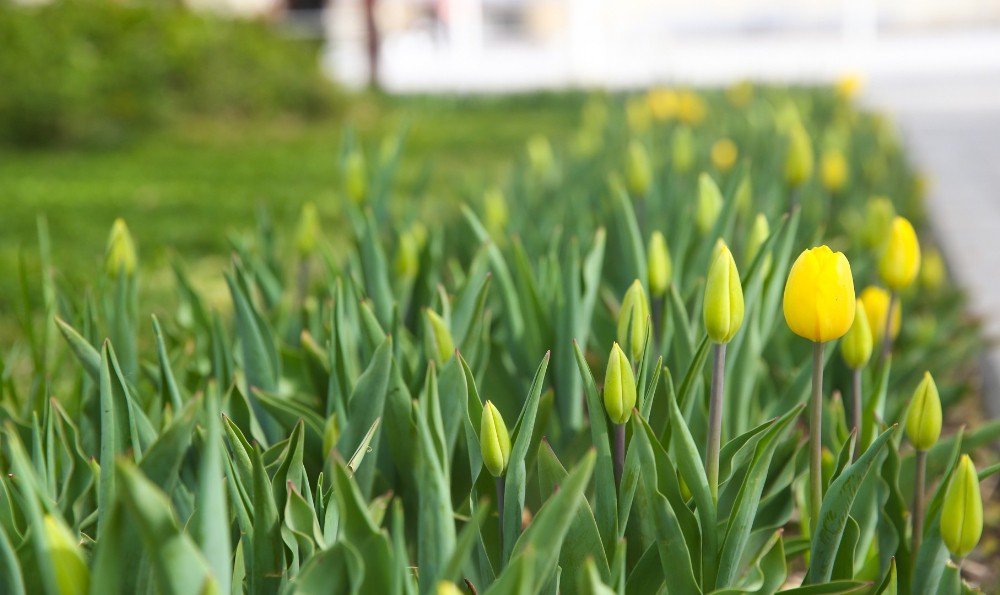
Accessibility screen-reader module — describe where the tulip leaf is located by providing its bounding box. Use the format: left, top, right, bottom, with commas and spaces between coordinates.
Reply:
415, 394, 456, 593
288, 541, 366, 595
198, 386, 232, 595
55, 317, 101, 383
778, 580, 870, 594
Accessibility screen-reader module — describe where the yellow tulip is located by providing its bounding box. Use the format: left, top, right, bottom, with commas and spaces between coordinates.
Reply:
905, 372, 941, 451
672, 126, 695, 173
921, 247, 946, 291
647, 232, 672, 297
840, 298, 873, 370
861, 197, 896, 248
295, 203, 321, 257
820, 149, 849, 193
394, 231, 420, 280
484, 187, 509, 236
604, 343, 637, 424
527, 135, 555, 179
782, 246, 855, 342
617, 280, 650, 362
481, 401, 511, 477
647, 87, 679, 121
784, 124, 814, 188
879, 216, 921, 290
835, 73, 864, 100
677, 91, 707, 125
105, 218, 137, 277
940, 455, 983, 558
744, 213, 771, 273
711, 138, 738, 173
626, 140, 652, 197
704, 243, 744, 344
626, 97, 652, 133
436, 582, 464, 595
859, 286, 901, 347
696, 173, 724, 234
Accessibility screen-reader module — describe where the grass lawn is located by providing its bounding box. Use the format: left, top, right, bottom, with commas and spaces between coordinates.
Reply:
0, 93, 586, 314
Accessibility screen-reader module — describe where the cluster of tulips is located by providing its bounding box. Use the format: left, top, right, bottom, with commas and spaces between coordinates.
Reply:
0, 83, 996, 595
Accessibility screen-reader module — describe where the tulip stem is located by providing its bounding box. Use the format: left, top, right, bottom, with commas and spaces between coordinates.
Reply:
652, 294, 664, 345
809, 341, 824, 531
496, 476, 505, 553
614, 423, 626, 489
707, 342, 726, 501
850, 368, 862, 461
913, 449, 927, 557
881, 292, 897, 359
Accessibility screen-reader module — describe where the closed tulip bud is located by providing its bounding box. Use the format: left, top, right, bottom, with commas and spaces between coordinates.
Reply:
344, 150, 367, 204
647, 232, 672, 297
704, 243, 744, 344
295, 202, 321, 256
424, 309, 455, 365
626, 140, 652, 197
940, 455, 983, 558
734, 174, 752, 217
527, 135, 555, 179
783, 246, 856, 342
647, 87, 679, 121
484, 187, 508, 235
672, 126, 695, 173
604, 343, 637, 425
840, 299, 873, 369
744, 213, 771, 273
820, 149, 849, 193
394, 231, 420, 280
859, 285, 901, 347
920, 247, 946, 291
711, 138, 738, 173
626, 97, 652, 133
677, 91, 707, 125
879, 216, 921, 291
696, 173, 724, 234
105, 218, 137, 277
43, 515, 89, 594
784, 124, 814, 188
480, 401, 511, 477
905, 372, 942, 451
861, 197, 896, 248
617, 280, 650, 361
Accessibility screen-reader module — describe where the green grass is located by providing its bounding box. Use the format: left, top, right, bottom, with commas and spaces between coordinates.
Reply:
0, 92, 586, 312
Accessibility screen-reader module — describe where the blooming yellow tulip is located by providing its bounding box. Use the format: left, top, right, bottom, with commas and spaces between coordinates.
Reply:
711, 138, 738, 173
704, 243, 744, 344
879, 216, 921, 290
859, 285, 901, 347
782, 246, 855, 342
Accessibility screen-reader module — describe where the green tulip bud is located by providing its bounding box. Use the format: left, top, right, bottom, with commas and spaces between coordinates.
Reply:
604, 343, 637, 425
424, 309, 455, 365
616, 280, 650, 362
704, 243, 744, 344
671, 126, 695, 173
481, 401, 511, 477
436, 582, 463, 595
647, 231, 672, 297
905, 372, 942, 451
840, 298, 873, 370
394, 230, 420, 280
743, 213, 771, 273
43, 514, 89, 595
861, 197, 896, 249
696, 173, 724, 234
105, 218, 137, 277
626, 140, 652, 197
527, 135, 555, 179
344, 150, 367, 204
734, 174, 752, 218
483, 187, 509, 235
295, 202, 321, 256
784, 123, 814, 188
940, 455, 983, 558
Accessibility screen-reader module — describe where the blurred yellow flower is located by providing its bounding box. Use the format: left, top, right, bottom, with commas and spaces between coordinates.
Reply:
626, 140, 652, 196
879, 216, 921, 290
784, 124, 814, 188
105, 218, 137, 277
820, 149, 849, 193
627, 97, 652, 133
647, 231, 672, 297
920, 247, 946, 291
726, 80, 754, 107
484, 187, 509, 236
672, 126, 695, 172
783, 246, 855, 342
677, 91, 707, 126
859, 285, 900, 347
835, 73, 864, 100
696, 173, 724, 234
647, 87, 679, 121
711, 138, 738, 173
861, 197, 896, 248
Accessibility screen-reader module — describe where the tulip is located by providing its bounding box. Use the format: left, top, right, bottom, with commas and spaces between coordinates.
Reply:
782, 245, 855, 529
907, 371, 942, 555
696, 173, 724, 234
879, 216, 921, 291
940, 455, 983, 559
626, 97, 652, 133
861, 197, 896, 249
483, 187, 509, 237
295, 202, 321, 257
835, 73, 864, 100
920, 247, 946, 291
784, 124, 814, 189
703, 243, 743, 499
647, 87, 679, 121
677, 91, 707, 125
44, 515, 89, 595
726, 80, 754, 107
734, 174, 752, 217
424, 309, 455, 365
605, 343, 637, 487
647, 232, 672, 298
859, 285, 901, 349
344, 149, 367, 205
840, 298, 872, 460
527, 135, 555, 181
394, 230, 420, 280
481, 401, 511, 478
711, 138, 738, 173
820, 149, 849, 194
672, 126, 695, 173
626, 140, 653, 197
617, 280, 650, 362
436, 582, 463, 595
744, 213, 771, 274
105, 218, 137, 278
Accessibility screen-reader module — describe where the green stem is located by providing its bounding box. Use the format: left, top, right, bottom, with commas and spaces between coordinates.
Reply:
913, 449, 927, 558
496, 476, 505, 554
851, 367, 862, 461
809, 341, 824, 530
614, 423, 626, 489
707, 342, 726, 501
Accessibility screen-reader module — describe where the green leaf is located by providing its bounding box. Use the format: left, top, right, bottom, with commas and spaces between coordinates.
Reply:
55, 318, 100, 383
288, 541, 365, 595
198, 385, 232, 595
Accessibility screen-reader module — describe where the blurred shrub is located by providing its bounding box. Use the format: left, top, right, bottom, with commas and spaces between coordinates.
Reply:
0, 0, 339, 147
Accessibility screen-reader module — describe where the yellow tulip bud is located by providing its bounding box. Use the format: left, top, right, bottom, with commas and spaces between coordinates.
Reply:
344, 150, 367, 205
424, 309, 455, 365
726, 80, 754, 107
105, 218, 137, 277
672, 126, 695, 173
483, 187, 508, 236
711, 138, 738, 173
696, 173, 724, 234
704, 243, 744, 344
617, 280, 650, 362
480, 401, 511, 477
647, 87, 679, 121
820, 149, 849, 193
626, 140, 653, 197
940, 455, 983, 558
784, 124, 814, 188
677, 91, 707, 126
782, 246, 856, 343
43, 515, 89, 595
920, 247, 946, 291
295, 202, 321, 256
861, 197, 896, 249
527, 135, 555, 179
626, 97, 652, 133
394, 231, 420, 280
905, 372, 941, 451
604, 343, 637, 425
859, 286, 901, 348
647, 232, 672, 298
835, 73, 864, 100
840, 299, 873, 370
879, 216, 921, 291
436, 582, 463, 595
744, 213, 771, 273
